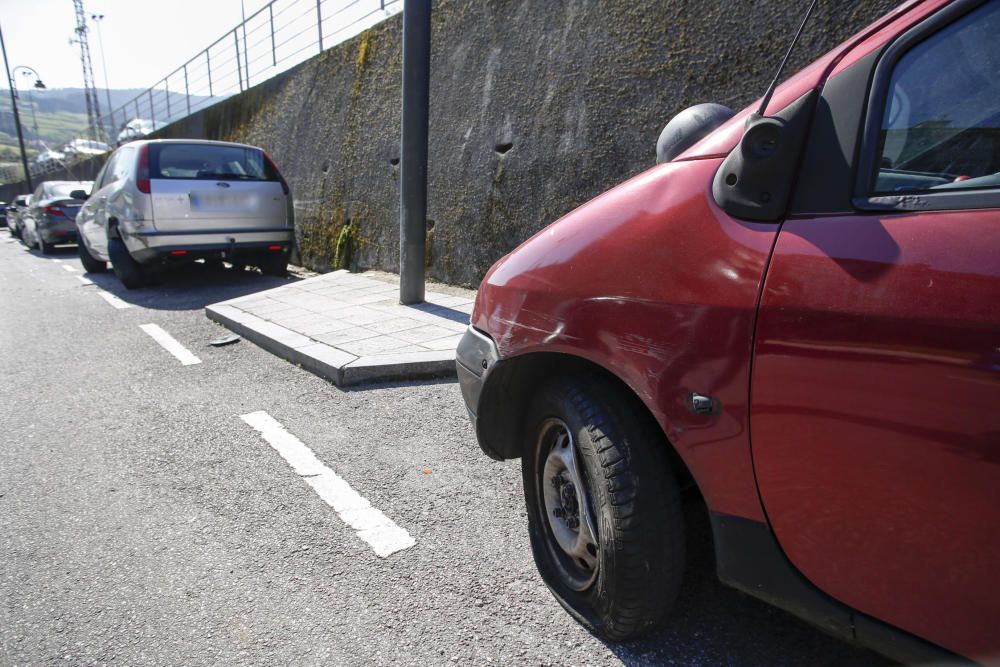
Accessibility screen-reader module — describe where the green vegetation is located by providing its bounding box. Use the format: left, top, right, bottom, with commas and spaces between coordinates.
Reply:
334, 223, 355, 270
0, 108, 90, 150
0, 107, 91, 183
19, 108, 91, 146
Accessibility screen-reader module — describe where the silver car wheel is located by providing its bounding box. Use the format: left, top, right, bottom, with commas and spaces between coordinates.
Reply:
538, 418, 599, 591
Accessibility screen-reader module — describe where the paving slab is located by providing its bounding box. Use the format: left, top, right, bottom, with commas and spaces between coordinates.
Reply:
206, 270, 474, 386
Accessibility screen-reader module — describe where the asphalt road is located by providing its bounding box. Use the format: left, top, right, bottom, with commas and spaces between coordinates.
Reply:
0, 235, 892, 666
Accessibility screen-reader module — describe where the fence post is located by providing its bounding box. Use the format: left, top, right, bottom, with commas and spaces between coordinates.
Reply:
184, 64, 190, 115
399, 0, 431, 304
206, 49, 213, 97
134, 99, 139, 120
270, 3, 276, 66
242, 6, 250, 88
235, 30, 244, 92
316, 0, 323, 53
165, 78, 171, 119
148, 89, 154, 123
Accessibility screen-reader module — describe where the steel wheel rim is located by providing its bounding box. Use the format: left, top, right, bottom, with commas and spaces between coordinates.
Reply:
537, 418, 599, 591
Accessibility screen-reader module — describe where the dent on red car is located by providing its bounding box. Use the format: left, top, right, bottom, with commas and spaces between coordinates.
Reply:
472, 157, 778, 522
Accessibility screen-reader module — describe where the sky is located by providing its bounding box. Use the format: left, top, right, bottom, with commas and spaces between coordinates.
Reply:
1, 0, 282, 90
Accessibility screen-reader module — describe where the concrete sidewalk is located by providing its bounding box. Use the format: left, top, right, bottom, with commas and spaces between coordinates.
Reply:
206, 270, 475, 386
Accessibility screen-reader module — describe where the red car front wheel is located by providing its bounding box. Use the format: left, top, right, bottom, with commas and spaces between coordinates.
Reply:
522, 374, 685, 640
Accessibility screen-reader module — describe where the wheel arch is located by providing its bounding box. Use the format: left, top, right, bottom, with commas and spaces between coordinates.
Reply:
478, 350, 698, 494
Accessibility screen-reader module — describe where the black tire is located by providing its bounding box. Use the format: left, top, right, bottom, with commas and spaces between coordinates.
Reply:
107, 237, 150, 289
258, 253, 288, 277
38, 235, 55, 255
522, 375, 684, 641
78, 237, 107, 273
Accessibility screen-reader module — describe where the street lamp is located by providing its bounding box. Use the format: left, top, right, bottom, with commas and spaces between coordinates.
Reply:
0, 23, 32, 190
90, 13, 114, 140
13, 66, 46, 147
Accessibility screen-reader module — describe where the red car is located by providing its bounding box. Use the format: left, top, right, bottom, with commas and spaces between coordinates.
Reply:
457, 0, 999, 663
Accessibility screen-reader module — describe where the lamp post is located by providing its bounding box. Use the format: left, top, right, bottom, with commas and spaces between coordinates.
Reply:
399, 0, 431, 304
90, 13, 114, 140
0, 23, 32, 190
13, 66, 45, 146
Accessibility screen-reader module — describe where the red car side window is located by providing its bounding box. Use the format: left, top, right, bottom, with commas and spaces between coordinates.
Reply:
874, 0, 1000, 194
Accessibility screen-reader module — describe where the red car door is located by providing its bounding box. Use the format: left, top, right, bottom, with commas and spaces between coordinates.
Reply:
750, 1, 1000, 661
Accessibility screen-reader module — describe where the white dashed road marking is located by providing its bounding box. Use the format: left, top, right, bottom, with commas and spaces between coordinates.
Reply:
240, 411, 416, 558
62, 264, 77, 272
77, 275, 93, 285
139, 323, 201, 366
97, 291, 130, 309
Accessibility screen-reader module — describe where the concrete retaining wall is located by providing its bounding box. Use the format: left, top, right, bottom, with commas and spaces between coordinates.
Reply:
8, 1, 898, 285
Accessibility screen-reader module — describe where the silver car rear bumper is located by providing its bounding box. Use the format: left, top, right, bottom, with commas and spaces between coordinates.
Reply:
124, 226, 294, 263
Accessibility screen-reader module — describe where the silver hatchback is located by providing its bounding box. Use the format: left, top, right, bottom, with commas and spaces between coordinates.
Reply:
75, 139, 294, 288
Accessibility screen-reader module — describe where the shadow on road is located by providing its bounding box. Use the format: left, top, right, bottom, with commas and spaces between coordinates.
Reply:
26, 244, 299, 311
599, 497, 892, 666
87, 262, 299, 311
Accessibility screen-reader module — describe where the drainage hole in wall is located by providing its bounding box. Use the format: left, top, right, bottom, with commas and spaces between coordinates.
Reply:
427, 219, 436, 230
495, 142, 513, 155
389, 157, 400, 166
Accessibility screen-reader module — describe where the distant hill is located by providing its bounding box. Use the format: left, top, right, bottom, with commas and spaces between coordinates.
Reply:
30, 88, 212, 118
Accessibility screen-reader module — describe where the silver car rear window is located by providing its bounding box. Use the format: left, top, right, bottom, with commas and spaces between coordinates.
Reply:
150, 144, 277, 181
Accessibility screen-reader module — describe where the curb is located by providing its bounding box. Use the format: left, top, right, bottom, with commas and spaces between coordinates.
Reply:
206, 304, 457, 387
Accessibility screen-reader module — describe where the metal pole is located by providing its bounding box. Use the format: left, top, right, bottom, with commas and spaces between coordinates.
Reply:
235, 30, 244, 92
316, 0, 323, 53
19, 72, 39, 141
184, 64, 190, 115
206, 49, 213, 97
269, 3, 276, 67
165, 77, 171, 118
134, 98, 139, 120
0, 24, 32, 191
148, 88, 154, 122
241, 0, 250, 88
398, 0, 431, 304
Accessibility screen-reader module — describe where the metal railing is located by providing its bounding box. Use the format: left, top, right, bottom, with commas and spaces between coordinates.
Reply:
96, 0, 400, 146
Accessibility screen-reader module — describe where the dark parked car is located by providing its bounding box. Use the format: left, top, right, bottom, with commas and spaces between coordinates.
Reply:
7, 194, 32, 239
21, 181, 93, 254
457, 0, 999, 664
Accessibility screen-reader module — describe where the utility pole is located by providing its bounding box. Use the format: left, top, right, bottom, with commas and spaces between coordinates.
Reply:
0, 23, 33, 191
398, 0, 431, 305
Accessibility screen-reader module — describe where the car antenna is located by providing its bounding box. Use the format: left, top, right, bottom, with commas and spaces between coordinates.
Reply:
756, 0, 820, 117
